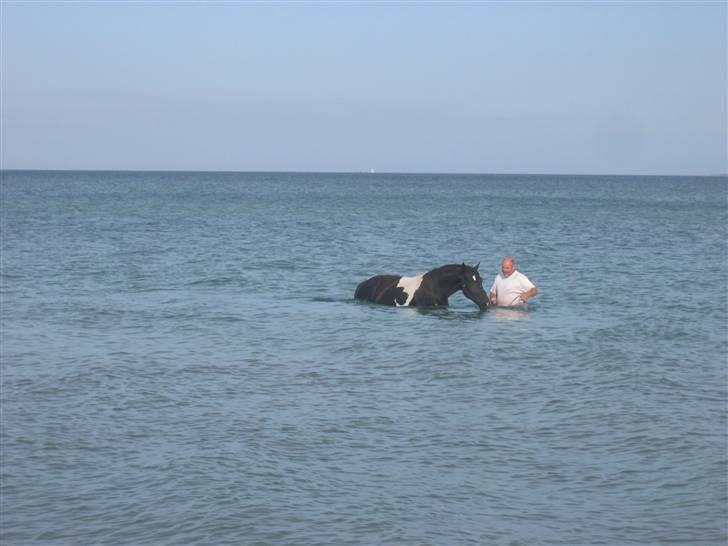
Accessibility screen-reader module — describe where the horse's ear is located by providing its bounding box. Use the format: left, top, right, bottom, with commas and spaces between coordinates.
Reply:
475, 262, 480, 271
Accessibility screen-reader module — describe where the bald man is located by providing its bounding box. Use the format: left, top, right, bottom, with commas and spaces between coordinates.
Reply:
489, 257, 538, 307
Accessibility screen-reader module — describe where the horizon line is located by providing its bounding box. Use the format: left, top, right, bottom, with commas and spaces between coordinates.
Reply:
1, 168, 726, 178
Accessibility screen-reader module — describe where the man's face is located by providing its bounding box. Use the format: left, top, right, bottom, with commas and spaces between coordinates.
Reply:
501, 259, 515, 277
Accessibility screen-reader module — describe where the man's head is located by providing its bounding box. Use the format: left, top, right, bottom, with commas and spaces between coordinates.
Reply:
501, 257, 516, 277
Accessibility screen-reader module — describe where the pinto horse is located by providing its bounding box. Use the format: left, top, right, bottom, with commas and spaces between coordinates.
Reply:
354, 263, 490, 311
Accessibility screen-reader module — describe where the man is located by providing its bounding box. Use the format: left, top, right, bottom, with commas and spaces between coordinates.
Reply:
489, 257, 538, 307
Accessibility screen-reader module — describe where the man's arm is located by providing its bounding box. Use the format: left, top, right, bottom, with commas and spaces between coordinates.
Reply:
520, 287, 538, 302
489, 278, 498, 305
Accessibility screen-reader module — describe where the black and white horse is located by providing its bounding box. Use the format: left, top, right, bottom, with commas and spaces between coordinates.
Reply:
354, 263, 490, 311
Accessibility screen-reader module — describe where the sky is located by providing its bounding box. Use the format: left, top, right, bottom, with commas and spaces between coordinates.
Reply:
1, 1, 726, 175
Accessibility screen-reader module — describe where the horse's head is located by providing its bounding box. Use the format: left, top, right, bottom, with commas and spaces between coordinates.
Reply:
460, 262, 490, 311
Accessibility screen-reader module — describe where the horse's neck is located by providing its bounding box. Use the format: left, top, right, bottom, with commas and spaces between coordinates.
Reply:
430, 266, 462, 297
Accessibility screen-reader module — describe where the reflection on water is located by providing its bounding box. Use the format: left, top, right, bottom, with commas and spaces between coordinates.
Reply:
401, 306, 485, 320
491, 305, 533, 321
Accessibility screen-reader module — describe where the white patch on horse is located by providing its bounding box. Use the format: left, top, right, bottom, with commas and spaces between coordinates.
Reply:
396, 273, 425, 306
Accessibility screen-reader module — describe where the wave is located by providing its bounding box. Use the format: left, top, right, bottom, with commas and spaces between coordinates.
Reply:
187, 277, 242, 287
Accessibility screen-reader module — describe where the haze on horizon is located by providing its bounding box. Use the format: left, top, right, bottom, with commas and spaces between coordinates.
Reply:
1, 1, 726, 176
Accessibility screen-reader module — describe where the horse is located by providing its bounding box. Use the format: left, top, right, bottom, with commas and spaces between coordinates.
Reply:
354, 263, 491, 311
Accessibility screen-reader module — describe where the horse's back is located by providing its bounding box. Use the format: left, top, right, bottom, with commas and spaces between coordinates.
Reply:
355, 275, 402, 305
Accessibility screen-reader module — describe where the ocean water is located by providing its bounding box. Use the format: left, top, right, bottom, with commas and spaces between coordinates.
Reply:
1, 170, 726, 545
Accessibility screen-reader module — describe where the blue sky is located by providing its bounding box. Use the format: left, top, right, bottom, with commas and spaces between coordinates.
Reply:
2, 1, 725, 174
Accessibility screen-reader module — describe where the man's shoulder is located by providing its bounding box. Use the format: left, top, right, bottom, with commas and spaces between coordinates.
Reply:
515, 270, 535, 285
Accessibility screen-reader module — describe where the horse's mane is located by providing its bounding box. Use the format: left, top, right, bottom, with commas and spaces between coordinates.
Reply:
430, 263, 471, 275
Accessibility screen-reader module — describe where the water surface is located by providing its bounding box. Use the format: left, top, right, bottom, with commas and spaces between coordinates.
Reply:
1, 171, 726, 545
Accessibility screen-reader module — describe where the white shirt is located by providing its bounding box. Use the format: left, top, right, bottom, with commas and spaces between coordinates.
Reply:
490, 270, 535, 307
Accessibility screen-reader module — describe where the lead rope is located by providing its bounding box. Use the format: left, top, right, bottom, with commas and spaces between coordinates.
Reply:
508, 294, 524, 306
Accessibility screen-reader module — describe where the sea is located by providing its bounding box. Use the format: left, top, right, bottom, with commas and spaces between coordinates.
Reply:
1, 170, 726, 546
